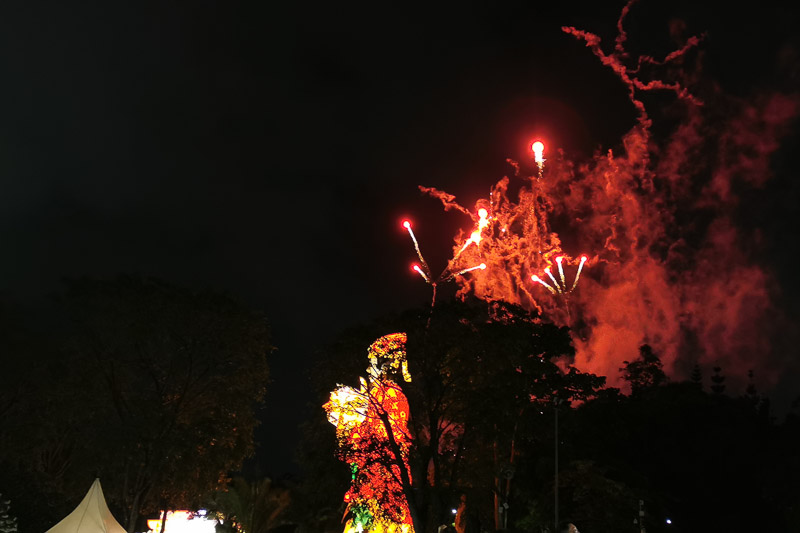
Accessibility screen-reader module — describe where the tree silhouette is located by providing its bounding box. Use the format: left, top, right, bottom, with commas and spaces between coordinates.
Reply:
310, 299, 605, 533
745, 369, 757, 397
710, 366, 726, 395
621, 344, 667, 394
0, 277, 272, 532
0, 494, 17, 533
209, 477, 290, 533
690, 364, 703, 389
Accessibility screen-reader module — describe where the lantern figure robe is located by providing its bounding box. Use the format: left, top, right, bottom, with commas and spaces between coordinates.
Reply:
323, 333, 414, 533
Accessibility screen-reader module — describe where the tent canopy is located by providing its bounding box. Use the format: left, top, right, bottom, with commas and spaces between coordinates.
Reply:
47, 479, 127, 533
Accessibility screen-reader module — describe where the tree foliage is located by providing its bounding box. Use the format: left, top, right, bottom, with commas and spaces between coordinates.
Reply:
301, 301, 800, 533
209, 476, 291, 533
0, 494, 18, 533
304, 299, 605, 533
0, 277, 272, 532
621, 344, 667, 394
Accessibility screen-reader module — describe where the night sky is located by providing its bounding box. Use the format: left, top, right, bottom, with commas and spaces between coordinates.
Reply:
1, 1, 798, 476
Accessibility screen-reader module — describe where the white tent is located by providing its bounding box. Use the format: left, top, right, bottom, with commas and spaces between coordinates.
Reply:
46, 479, 127, 533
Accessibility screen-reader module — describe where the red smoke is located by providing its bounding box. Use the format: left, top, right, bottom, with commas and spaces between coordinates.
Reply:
419, 2, 799, 388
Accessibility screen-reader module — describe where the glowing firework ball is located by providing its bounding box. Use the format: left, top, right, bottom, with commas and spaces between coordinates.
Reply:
532, 140, 545, 177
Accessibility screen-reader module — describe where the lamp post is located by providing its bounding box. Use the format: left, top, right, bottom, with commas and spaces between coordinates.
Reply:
554, 396, 565, 532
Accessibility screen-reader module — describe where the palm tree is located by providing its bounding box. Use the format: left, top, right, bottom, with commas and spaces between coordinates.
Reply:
211, 477, 290, 533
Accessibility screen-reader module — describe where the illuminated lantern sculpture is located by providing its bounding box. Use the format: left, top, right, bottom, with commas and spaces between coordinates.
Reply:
323, 333, 414, 533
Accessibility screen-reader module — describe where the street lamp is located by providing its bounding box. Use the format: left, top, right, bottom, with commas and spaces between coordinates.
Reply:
554, 396, 565, 531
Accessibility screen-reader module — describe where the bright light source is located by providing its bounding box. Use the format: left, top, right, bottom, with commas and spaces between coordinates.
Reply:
479, 263, 486, 270
451, 509, 458, 515
531, 274, 557, 294
666, 518, 672, 525
478, 208, 488, 219
402, 220, 411, 229
532, 141, 545, 162
412, 264, 430, 282
147, 511, 217, 533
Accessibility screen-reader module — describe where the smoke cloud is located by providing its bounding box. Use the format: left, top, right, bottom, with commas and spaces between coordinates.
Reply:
420, 3, 799, 388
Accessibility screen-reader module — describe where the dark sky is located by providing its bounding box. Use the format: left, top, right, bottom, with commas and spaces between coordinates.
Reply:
1, 1, 798, 476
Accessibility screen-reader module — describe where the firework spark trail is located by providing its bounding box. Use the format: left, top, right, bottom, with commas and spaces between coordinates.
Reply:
534, 259, 587, 295
452, 208, 491, 261
532, 141, 545, 178
402, 211, 491, 315
531, 275, 557, 295
412, 264, 430, 283
403, 221, 431, 276
556, 256, 566, 289
454, 263, 487, 277
544, 267, 562, 293
571, 256, 588, 291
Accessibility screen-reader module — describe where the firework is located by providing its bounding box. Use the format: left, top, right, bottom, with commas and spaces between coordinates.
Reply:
556, 256, 566, 289
570, 256, 588, 291
544, 267, 562, 294
403, 220, 430, 276
403, 212, 488, 293
533, 256, 588, 295
453, 207, 491, 261
454, 263, 487, 277
532, 275, 557, 295
532, 140, 545, 177
412, 264, 430, 283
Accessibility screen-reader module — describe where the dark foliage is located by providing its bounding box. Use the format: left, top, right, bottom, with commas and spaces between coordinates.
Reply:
298, 303, 800, 532
0, 277, 272, 532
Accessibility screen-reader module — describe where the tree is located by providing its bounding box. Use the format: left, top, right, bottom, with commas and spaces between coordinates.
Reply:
690, 364, 702, 388
745, 369, 757, 397
710, 366, 726, 395
0, 494, 18, 533
310, 299, 605, 533
2, 276, 272, 532
540, 376, 790, 532
209, 476, 291, 533
0, 297, 80, 532
621, 344, 667, 395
